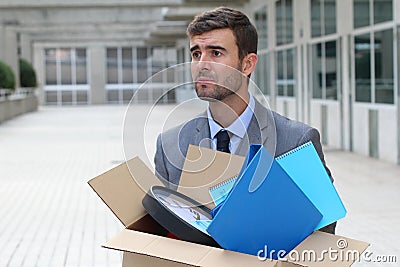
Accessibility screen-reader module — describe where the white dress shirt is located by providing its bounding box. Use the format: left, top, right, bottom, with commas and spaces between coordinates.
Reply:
207, 95, 255, 154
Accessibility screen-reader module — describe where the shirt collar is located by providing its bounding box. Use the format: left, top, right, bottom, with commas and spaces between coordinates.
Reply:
207, 94, 255, 139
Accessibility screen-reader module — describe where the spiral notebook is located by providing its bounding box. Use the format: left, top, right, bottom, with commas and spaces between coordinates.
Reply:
207, 144, 323, 258
208, 141, 346, 230
275, 141, 346, 230
209, 175, 237, 206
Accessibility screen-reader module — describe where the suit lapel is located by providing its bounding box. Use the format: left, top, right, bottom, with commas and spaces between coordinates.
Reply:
236, 99, 276, 156
194, 112, 211, 149
191, 99, 277, 157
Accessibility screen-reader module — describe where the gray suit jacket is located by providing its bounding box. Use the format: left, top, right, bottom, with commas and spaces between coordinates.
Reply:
154, 98, 336, 233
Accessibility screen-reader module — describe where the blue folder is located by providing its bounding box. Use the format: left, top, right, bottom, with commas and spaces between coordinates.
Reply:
276, 141, 346, 230
206, 144, 323, 258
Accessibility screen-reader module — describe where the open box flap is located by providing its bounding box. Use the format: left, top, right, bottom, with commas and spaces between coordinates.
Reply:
178, 145, 245, 209
104, 229, 293, 267
286, 231, 370, 267
88, 157, 162, 227
104, 229, 214, 266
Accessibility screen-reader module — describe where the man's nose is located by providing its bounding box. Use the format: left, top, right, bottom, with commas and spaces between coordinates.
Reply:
197, 54, 211, 70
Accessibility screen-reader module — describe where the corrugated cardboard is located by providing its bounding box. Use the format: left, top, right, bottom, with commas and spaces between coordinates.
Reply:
178, 145, 245, 209
88, 146, 369, 267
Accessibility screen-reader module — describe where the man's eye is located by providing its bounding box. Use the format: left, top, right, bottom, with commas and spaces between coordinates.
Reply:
192, 52, 201, 58
213, 51, 222, 57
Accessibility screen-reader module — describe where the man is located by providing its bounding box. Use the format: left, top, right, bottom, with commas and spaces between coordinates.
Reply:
154, 7, 336, 234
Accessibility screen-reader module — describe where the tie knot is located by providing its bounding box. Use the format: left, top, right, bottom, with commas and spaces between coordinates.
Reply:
216, 130, 230, 153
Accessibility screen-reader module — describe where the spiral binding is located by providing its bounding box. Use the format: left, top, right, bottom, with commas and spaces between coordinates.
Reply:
276, 141, 312, 160
209, 175, 238, 192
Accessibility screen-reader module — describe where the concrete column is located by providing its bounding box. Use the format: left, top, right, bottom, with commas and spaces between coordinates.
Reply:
0, 26, 20, 87
33, 44, 45, 105
89, 44, 106, 104
20, 33, 32, 62
293, 0, 311, 124
267, 2, 276, 110
337, 0, 354, 151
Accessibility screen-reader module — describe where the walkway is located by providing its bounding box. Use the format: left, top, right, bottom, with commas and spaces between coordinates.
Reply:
0, 105, 398, 266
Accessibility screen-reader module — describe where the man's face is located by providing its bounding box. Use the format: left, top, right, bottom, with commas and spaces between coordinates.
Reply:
189, 28, 244, 101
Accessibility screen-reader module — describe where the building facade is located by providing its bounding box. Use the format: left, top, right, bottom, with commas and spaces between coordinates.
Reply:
0, 0, 399, 164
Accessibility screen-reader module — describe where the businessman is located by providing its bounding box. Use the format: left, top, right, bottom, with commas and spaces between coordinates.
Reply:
154, 7, 336, 234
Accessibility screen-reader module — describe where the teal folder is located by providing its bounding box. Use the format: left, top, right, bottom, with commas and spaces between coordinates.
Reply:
276, 141, 346, 230
207, 144, 323, 258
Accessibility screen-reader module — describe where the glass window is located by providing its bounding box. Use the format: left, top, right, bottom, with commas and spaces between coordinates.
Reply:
60, 49, 72, 85
166, 47, 177, 67
122, 48, 133, 84
324, 0, 336, 35
354, 0, 393, 28
137, 47, 149, 83
277, 51, 285, 95
354, 0, 370, 28
311, 0, 322, 38
44, 47, 88, 105
374, 29, 393, 104
45, 49, 57, 85
276, 0, 293, 45
75, 49, 87, 84
107, 48, 118, 84
311, 41, 338, 100
177, 47, 185, 64
276, 48, 295, 97
254, 53, 269, 95
255, 6, 268, 50
312, 41, 337, 100
311, 0, 336, 37
76, 91, 88, 103
311, 43, 323, 98
177, 47, 186, 84
354, 29, 394, 104
355, 34, 372, 102
151, 47, 164, 82
286, 49, 295, 96
165, 47, 177, 82
325, 41, 337, 100
374, 0, 392, 24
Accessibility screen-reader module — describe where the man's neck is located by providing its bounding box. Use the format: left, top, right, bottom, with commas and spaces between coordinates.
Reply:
209, 91, 250, 128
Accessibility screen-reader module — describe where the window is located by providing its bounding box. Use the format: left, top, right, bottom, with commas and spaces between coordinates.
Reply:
254, 53, 270, 95
106, 48, 118, 84
276, 0, 293, 45
122, 48, 133, 83
255, 6, 268, 50
276, 48, 295, 97
106, 46, 177, 104
354, 0, 393, 28
311, 0, 336, 38
44, 48, 89, 105
374, 0, 392, 24
311, 40, 338, 100
75, 49, 87, 84
45, 49, 57, 85
354, 29, 394, 104
374, 29, 394, 103
355, 34, 371, 102
137, 47, 149, 83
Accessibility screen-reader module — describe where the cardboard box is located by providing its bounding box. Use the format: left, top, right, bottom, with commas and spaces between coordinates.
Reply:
88, 146, 369, 267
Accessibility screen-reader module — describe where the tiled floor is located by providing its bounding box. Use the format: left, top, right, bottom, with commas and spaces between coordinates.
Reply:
0, 104, 398, 266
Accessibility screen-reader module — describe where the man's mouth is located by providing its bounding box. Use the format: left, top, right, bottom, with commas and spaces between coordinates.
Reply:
195, 77, 216, 85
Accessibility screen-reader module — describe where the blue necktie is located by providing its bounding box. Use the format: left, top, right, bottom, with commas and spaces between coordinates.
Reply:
216, 130, 230, 153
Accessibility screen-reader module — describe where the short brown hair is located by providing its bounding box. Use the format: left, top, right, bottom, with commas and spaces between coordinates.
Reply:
186, 7, 258, 61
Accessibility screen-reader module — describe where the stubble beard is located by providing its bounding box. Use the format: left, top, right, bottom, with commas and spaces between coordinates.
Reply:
194, 63, 243, 102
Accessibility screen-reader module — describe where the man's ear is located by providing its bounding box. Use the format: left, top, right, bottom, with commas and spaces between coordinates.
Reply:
241, 53, 258, 77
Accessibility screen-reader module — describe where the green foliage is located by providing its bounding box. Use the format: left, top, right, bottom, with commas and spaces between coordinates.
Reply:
19, 58, 37, 88
0, 61, 16, 90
